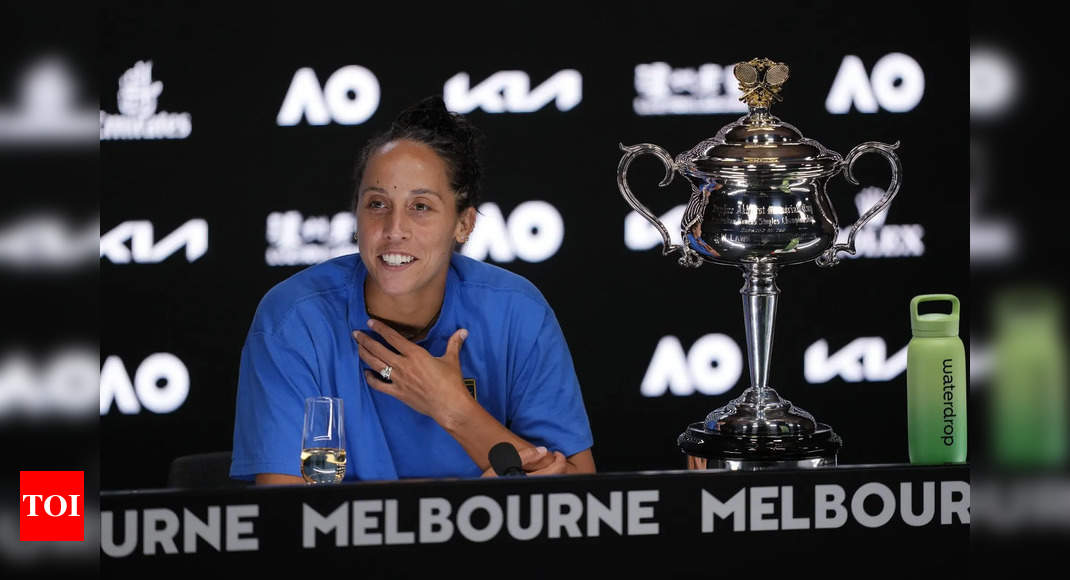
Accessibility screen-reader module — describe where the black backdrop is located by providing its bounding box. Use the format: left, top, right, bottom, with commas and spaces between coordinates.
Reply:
100, 2, 968, 490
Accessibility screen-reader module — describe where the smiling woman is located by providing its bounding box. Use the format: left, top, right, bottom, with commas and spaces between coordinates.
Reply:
356, 140, 473, 338
229, 97, 595, 485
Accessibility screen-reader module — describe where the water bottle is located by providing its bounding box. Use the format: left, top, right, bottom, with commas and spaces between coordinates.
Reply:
990, 286, 1068, 469
907, 294, 967, 464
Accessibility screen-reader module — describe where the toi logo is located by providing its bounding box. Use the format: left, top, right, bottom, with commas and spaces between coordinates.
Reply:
20, 471, 84, 541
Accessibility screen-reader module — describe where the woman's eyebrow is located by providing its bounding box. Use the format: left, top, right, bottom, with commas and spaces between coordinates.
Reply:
360, 186, 443, 200
410, 188, 442, 199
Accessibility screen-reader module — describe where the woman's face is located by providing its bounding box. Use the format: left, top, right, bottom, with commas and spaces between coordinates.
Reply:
356, 139, 475, 304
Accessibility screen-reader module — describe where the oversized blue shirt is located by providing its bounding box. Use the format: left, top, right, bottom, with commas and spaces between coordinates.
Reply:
230, 253, 593, 481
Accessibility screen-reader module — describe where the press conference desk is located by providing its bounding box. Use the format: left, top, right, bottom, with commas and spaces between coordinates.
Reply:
102, 464, 969, 577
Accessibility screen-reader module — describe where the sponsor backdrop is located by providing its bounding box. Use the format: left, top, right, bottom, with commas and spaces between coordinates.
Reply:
101, 3, 967, 490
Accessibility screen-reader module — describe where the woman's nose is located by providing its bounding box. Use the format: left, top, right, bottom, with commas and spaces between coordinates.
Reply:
384, 209, 410, 240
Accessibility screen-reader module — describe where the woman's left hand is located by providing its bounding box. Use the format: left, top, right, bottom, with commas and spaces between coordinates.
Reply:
479, 446, 568, 477
353, 319, 472, 424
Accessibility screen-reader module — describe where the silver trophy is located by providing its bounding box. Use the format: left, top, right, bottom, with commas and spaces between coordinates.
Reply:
617, 58, 902, 470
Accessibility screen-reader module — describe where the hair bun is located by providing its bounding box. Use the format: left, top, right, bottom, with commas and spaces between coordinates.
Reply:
353, 95, 484, 213
394, 96, 456, 133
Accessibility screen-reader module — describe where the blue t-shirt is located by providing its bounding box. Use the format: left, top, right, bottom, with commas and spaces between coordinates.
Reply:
229, 253, 593, 481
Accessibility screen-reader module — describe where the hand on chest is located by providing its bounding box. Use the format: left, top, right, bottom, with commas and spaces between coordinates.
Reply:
352, 321, 502, 418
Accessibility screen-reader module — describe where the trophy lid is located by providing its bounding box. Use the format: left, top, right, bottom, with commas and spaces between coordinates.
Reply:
675, 58, 843, 180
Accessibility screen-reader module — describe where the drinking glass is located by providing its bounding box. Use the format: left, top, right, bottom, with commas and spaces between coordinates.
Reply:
300, 396, 346, 484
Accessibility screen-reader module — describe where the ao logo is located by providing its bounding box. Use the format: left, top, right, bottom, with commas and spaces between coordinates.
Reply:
461, 201, 564, 263
99, 354, 189, 415
970, 47, 1019, 119
804, 337, 906, 383
826, 53, 925, 114
640, 335, 743, 397
0, 348, 98, 419
277, 66, 380, 126
624, 205, 685, 251
100, 219, 207, 264
444, 70, 582, 114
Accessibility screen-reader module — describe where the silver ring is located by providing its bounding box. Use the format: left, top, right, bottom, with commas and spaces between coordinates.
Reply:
379, 365, 392, 380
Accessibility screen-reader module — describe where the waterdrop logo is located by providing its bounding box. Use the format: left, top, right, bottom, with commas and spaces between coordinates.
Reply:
461, 201, 564, 263
640, 334, 743, 397
277, 66, 380, 126
826, 53, 925, 114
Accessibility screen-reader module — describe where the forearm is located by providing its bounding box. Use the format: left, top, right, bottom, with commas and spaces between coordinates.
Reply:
437, 395, 535, 472
255, 473, 304, 485
563, 448, 596, 474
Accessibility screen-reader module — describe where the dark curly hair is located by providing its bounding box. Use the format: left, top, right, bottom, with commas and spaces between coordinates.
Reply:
352, 96, 484, 213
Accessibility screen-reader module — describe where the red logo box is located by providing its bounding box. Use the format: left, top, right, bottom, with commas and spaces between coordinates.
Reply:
20, 471, 84, 541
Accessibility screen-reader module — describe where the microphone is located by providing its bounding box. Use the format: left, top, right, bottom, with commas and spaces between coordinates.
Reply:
488, 442, 526, 477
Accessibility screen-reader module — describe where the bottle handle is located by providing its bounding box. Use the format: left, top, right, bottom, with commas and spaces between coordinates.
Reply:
910, 294, 960, 323
816, 141, 902, 267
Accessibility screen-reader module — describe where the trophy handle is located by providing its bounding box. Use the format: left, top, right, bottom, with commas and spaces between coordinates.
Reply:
816, 141, 902, 267
617, 143, 692, 263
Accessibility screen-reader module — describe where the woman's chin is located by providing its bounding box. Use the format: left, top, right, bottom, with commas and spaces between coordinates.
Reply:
369, 270, 422, 297
371, 275, 412, 294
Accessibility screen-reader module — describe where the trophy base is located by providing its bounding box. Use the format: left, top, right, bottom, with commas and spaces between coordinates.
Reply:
678, 420, 842, 471
686, 456, 836, 471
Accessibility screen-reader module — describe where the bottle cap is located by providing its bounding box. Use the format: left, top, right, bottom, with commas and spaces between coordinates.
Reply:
910, 294, 960, 337
993, 285, 1062, 333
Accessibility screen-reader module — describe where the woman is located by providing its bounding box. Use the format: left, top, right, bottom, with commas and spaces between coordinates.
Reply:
230, 97, 595, 484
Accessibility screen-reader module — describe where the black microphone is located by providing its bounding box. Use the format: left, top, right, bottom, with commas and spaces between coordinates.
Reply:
488, 442, 526, 477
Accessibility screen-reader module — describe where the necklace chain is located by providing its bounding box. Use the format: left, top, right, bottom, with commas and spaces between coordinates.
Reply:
366, 308, 441, 341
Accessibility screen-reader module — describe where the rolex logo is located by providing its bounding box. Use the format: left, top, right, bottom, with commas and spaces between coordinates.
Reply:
834, 186, 924, 259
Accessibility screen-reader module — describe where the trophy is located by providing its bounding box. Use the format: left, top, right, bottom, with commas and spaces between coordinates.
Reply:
617, 58, 902, 470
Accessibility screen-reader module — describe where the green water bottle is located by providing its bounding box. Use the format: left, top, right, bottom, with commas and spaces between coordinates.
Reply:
907, 294, 967, 464
990, 286, 1068, 469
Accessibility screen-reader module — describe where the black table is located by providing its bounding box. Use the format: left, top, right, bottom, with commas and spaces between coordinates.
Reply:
102, 463, 969, 577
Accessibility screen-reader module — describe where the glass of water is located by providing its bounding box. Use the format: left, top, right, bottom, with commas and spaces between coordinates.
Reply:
301, 396, 347, 484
